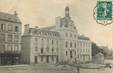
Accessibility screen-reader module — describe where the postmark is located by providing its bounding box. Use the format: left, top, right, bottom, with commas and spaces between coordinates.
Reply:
93, 1, 113, 25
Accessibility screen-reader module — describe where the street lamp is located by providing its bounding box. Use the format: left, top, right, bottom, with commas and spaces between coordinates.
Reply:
75, 58, 80, 73
76, 62, 80, 73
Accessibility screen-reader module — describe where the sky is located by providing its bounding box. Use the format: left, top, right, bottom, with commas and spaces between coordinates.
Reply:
0, 0, 113, 50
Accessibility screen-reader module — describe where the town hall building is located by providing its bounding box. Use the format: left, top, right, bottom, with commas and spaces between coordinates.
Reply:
21, 6, 92, 64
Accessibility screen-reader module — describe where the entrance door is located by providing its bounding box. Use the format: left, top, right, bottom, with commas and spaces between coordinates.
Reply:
35, 56, 38, 64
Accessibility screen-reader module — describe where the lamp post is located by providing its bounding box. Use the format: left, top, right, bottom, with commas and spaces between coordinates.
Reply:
77, 63, 80, 73
76, 59, 80, 73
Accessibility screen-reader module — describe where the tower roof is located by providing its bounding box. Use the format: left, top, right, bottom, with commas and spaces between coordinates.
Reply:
65, 6, 70, 17
65, 6, 69, 11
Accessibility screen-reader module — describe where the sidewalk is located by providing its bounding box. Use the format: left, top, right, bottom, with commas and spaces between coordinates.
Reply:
0, 64, 29, 68
80, 63, 105, 69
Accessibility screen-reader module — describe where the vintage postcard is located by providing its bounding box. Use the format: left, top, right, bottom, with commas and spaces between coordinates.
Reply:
0, 0, 113, 73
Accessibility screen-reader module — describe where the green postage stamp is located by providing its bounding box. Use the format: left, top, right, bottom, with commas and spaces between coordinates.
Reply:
97, 1, 112, 20
94, 1, 113, 25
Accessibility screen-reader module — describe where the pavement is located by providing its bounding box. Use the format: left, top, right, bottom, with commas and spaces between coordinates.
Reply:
0, 63, 112, 73
80, 63, 105, 69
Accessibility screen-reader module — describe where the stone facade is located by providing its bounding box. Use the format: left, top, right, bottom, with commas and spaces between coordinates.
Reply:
0, 11, 22, 65
22, 6, 92, 64
77, 36, 92, 63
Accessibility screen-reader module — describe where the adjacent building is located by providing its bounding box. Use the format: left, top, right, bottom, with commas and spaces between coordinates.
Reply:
77, 35, 92, 63
22, 6, 92, 64
0, 12, 22, 65
22, 25, 60, 64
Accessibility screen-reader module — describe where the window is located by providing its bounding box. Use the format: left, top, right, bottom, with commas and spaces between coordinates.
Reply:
70, 51, 73, 58
74, 35, 76, 38
0, 33, 5, 42
8, 45, 12, 51
35, 37, 38, 42
8, 25, 12, 31
41, 56, 43, 61
52, 56, 54, 61
64, 24, 68, 27
1, 24, 4, 30
15, 45, 18, 51
64, 19, 68, 27
65, 33, 68, 37
52, 48, 54, 53
75, 51, 76, 55
15, 26, 19, 32
70, 42, 72, 48
35, 56, 38, 63
46, 47, 49, 52
14, 35, 19, 42
41, 38, 43, 42
52, 40, 54, 45
41, 48, 43, 54
1, 45, 5, 51
74, 42, 76, 48
34, 30, 37, 33
70, 33, 72, 37
65, 41, 68, 48
35, 47, 38, 51
8, 35, 12, 42
66, 51, 68, 56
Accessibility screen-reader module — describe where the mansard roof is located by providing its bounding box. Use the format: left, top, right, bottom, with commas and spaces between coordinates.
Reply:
78, 35, 90, 40
29, 27, 60, 37
40, 25, 56, 30
0, 12, 21, 23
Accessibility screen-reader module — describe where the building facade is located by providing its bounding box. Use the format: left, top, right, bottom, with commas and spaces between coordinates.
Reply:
22, 25, 60, 64
77, 36, 92, 63
0, 12, 22, 65
22, 6, 92, 64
